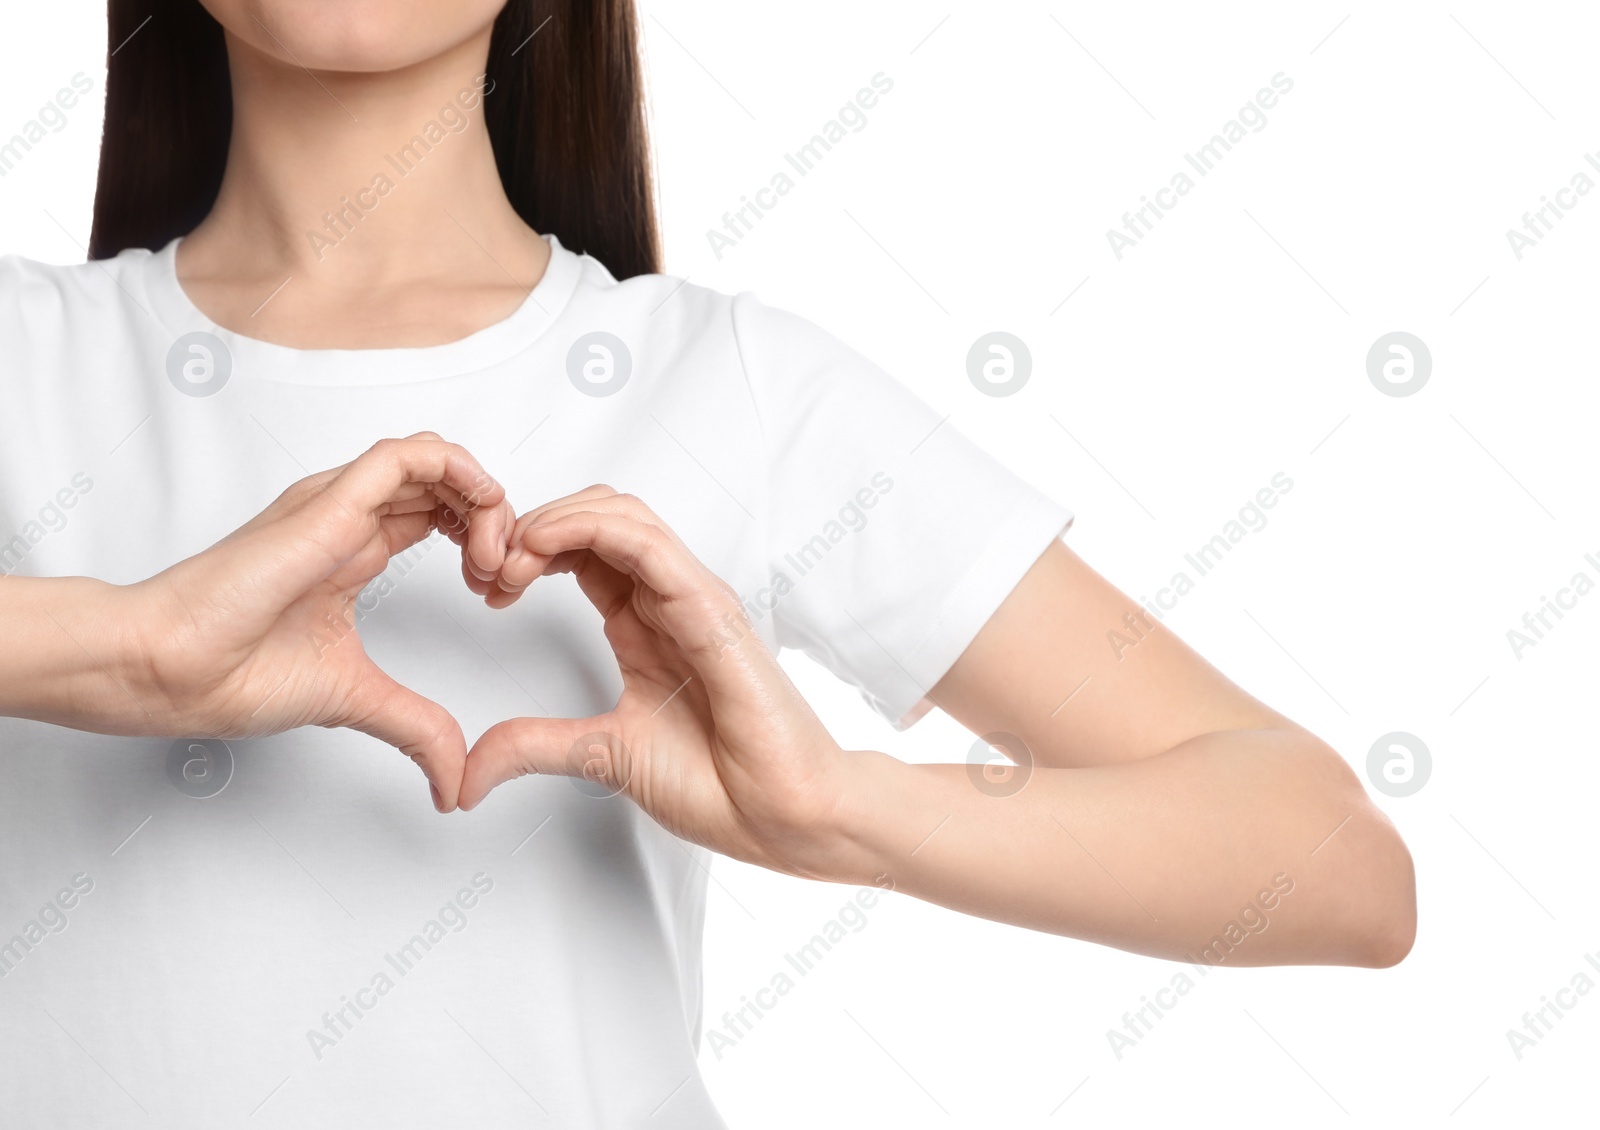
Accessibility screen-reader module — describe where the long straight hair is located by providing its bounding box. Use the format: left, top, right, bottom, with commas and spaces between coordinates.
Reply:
89, 0, 661, 279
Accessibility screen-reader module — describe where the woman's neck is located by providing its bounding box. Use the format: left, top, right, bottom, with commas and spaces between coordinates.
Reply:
177, 27, 550, 349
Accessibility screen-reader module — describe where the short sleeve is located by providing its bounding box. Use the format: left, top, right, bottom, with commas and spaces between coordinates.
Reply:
731, 292, 1074, 729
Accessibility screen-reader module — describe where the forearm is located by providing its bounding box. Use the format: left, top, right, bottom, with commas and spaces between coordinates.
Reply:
823, 728, 1415, 968
0, 576, 163, 734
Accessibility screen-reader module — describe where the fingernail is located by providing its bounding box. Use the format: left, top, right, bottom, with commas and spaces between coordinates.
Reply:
430, 782, 445, 812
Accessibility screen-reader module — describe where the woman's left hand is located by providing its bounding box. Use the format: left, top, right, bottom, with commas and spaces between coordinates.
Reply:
458, 487, 852, 879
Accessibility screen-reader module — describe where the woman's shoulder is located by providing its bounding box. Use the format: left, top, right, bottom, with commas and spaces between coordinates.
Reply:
565, 249, 840, 362
0, 245, 156, 324
568, 247, 734, 321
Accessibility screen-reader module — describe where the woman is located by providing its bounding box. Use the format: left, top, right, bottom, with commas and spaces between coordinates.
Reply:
0, 1, 1415, 1125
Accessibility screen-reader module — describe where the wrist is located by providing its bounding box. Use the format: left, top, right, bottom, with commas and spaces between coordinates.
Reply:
783, 747, 910, 888
74, 577, 187, 735
116, 576, 192, 735
0, 576, 171, 734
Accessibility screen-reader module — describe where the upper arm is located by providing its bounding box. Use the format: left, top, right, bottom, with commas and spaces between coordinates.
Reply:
932, 539, 1298, 767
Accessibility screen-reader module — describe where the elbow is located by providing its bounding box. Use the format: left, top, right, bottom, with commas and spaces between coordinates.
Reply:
1290, 739, 1417, 969
1268, 820, 1415, 970
1346, 807, 1417, 969
1362, 863, 1417, 969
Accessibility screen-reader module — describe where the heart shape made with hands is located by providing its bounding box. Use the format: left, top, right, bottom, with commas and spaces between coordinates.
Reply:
160, 433, 841, 868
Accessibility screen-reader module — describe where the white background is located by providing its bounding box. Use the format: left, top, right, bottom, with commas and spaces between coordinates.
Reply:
4, 2, 1597, 1126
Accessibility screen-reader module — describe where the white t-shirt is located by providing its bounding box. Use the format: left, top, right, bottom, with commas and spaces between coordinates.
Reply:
0, 234, 1071, 1127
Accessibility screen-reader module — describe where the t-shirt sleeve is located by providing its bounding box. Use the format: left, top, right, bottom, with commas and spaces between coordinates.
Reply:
730, 291, 1074, 729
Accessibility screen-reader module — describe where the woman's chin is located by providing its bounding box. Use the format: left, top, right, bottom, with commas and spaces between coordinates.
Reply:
202, 0, 505, 76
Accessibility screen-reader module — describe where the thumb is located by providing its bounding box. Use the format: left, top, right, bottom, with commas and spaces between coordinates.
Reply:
460, 716, 627, 811
340, 664, 469, 813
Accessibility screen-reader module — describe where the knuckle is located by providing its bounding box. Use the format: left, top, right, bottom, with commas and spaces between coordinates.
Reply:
637, 521, 670, 552
613, 492, 658, 523
368, 437, 403, 463
444, 460, 488, 506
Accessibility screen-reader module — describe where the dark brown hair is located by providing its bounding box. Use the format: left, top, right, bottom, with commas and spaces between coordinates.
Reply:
89, 0, 661, 278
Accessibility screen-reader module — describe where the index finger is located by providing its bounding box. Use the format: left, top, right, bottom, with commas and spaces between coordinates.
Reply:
327, 437, 510, 575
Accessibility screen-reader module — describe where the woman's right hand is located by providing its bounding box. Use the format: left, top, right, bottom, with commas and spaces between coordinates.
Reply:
103, 434, 513, 811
